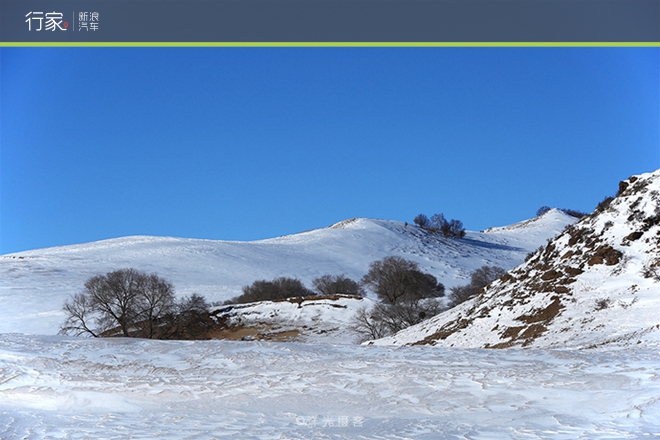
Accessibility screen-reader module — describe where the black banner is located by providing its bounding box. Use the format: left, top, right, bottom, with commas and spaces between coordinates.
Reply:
1, 0, 659, 43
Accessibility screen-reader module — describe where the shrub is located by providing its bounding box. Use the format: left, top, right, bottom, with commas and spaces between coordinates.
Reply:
536, 206, 552, 216
594, 298, 611, 311
448, 265, 506, 308
641, 264, 660, 282
413, 214, 430, 229
595, 196, 614, 213
312, 274, 365, 297
525, 245, 544, 262
228, 277, 315, 304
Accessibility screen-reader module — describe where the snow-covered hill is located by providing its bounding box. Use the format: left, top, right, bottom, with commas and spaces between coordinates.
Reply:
2, 192, 659, 439
0, 212, 575, 335
373, 169, 660, 349
210, 295, 376, 344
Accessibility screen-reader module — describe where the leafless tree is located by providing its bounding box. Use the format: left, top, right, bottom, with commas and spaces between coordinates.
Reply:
60, 268, 177, 338
361, 256, 443, 305
139, 273, 176, 338
312, 274, 365, 297
448, 265, 506, 308
60, 292, 99, 337
413, 214, 430, 229
349, 305, 389, 342
88, 268, 145, 337
178, 293, 211, 314
350, 297, 443, 342
351, 256, 444, 341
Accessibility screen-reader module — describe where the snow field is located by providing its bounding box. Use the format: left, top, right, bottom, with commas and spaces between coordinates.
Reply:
1, 334, 658, 439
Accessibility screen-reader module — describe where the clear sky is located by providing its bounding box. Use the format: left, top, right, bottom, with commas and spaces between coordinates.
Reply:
1, 47, 658, 254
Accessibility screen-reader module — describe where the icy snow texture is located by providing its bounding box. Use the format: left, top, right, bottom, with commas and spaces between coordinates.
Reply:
0, 334, 658, 439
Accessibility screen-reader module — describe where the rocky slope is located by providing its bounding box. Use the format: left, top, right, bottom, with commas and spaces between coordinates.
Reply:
373, 169, 660, 349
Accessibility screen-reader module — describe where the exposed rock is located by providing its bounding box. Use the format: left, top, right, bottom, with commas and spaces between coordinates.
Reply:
372, 169, 660, 349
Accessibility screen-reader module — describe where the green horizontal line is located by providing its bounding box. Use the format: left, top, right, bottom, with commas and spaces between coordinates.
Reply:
1, 42, 659, 47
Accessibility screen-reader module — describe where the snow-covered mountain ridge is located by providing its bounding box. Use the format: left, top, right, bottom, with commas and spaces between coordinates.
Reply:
0, 212, 576, 335
373, 169, 660, 349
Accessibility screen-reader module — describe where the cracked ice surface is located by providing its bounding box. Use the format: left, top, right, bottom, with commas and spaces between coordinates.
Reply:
0, 334, 658, 439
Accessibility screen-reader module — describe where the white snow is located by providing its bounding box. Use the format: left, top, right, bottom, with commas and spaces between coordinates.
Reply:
3, 208, 656, 439
372, 170, 660, 350
0, 215, 575, 336
213, 295, 377, 344
1, 334, 658, 439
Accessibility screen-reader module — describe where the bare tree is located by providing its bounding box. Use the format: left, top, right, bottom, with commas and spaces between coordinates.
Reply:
373, 297, 442, 333
139, 274, 176, 338
413, 214, 430, 229
429, 213, 446, 233
349, 305, 389, 342
448, 219, 466, 238
361, 256, 443, 305
60, 269, 177, 338
352, 256, 444, 342
178, 293, 211, 314
60, 292, 99, 337
470, 266, 507, 289
312, 274, 365, 297
448, 265, 506, 308
88, 268, 145, 337
350, 297, 443, 342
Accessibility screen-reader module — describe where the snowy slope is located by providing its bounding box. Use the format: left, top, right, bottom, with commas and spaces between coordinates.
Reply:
2, 202, 658, 439
1, 334, 658, 439
374, 170, 660, 349
0, 213, 575, 335
210, 295, 377, 344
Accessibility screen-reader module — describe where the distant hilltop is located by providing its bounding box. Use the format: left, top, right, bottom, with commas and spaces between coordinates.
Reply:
0, 210, 577, 335
372, 169, 660, 350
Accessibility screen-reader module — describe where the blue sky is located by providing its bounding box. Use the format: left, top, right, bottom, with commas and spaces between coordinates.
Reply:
1, 47, 658, 254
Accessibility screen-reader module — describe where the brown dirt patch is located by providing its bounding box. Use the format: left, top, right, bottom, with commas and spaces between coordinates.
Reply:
411, 317, 472, 346
517, 297, 563, 324
588, 245, 623, 266
541, 270, 561, 281
208, 323, 300, 342
564, 266, 583, 277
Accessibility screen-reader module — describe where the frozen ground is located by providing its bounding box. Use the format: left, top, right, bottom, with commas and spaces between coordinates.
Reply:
2, 209, 655, 439
1, 334, 659, 439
